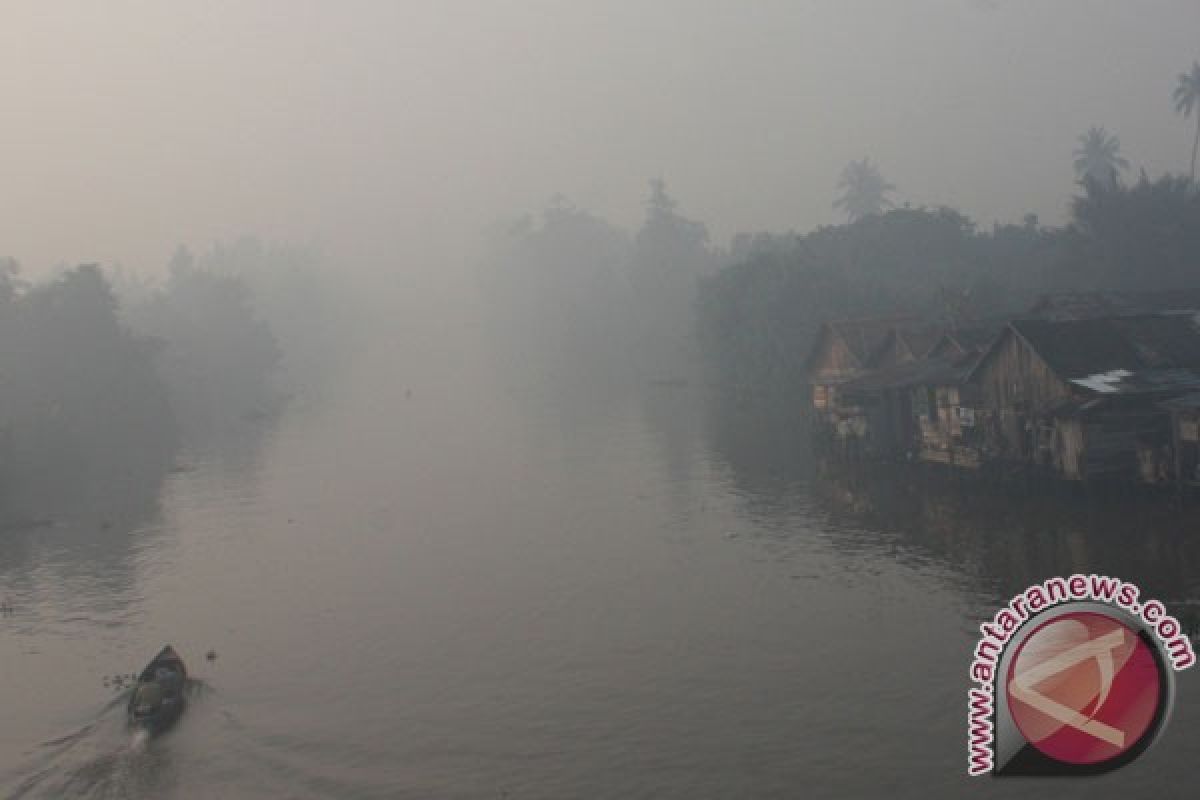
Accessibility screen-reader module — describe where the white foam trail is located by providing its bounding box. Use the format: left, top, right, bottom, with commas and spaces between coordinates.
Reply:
129, 728, 149, 753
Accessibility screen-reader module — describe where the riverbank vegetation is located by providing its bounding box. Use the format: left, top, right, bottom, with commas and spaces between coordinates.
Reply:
698, 62, 1200, 396
479, 61, 1200, 403
0, 241, 346, 523
482, 167, 1200, 399
479, 180, 719, 389
697, 172, 1200, 395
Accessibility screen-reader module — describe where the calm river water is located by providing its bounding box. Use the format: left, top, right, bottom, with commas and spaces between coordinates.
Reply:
3, 331, 1200, 798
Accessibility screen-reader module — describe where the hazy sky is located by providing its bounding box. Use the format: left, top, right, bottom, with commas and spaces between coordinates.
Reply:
3, 1, 1199, 275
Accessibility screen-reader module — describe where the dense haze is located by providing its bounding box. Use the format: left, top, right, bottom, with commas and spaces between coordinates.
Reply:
7, 4, 1200, 798
3, 1, 1199, 278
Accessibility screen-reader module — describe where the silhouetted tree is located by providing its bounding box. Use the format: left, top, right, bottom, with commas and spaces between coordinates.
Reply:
629, 178, 717, 375
480, 197, 633, 385
1174, 61, 1200, 181
125, 254, 282, 434
1068, 172, 1200, 289
1073, 126, 1129, 190
834, 159, 895, 222
0, 265, 174, 518
0, 257, 20, 306
696, 206, 1047, 392
176, 237, 352, 395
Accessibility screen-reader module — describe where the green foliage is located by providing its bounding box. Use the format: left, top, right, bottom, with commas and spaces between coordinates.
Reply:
834, 159, 895, 222
0, 241, 330, 519
1173, 61, 1200, 179
697, 206, 1075, 393
628, 179, 717, 374
700, 175, 1200, 394
480, 198, 634, 384
0, 264, 174, 516
176, 238, 352, 393
1073, 126, 1129, 190
0, 257, 21, 306
124, 250, 283, 434
1067, 172, 1200, 289
481, 182, 720, 384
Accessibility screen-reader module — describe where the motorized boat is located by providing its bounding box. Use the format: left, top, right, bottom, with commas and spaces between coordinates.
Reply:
127, 645, 188, 734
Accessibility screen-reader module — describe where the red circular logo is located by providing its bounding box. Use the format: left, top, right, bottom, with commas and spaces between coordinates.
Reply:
1006, 611, 1163, 765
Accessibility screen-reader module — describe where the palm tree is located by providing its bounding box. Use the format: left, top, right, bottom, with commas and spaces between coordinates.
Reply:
1073, 126, 1129, 190
1173, 61, 1200, 181
834, 158, 895, 222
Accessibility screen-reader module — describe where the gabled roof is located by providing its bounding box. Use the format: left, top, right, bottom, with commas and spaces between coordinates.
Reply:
804, 316, 918, 372
968, 314, 1200, 393
828, 317, 917, 365
875, 326, 946, 366
944, 326, 1001, 355
927, 325, 1002, 363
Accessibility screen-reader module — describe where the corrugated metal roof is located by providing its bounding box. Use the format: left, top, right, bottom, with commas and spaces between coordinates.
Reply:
1070, 368, 1200, 395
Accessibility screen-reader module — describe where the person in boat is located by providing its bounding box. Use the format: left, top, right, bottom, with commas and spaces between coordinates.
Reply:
155, 665, 182, 690
133, 665, 183, 716
132, 681, 165, 718
155, 665, 184, 703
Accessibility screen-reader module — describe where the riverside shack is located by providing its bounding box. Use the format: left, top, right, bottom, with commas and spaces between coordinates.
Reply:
964, 314, 1200, 483
803, 317, 917, 428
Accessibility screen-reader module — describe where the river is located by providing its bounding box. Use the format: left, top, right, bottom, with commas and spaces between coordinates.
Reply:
3, 329, 1200, 798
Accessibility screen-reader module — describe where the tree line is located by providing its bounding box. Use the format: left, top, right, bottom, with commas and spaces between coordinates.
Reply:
482, 171, 1200, 397
479, 180, 719, 388
698, 174, 1200, 393
698, 59, 1200, 395
831, 60, 1200, 221
0, 240, 345, 524
481, 60, 1200, 399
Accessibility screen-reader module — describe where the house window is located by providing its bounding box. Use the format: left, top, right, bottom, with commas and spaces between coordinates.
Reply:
813, 385, 829, 410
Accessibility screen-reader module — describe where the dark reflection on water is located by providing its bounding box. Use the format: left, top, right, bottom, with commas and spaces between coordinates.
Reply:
700, 386, 1200, 799
6, 366, 1200, 799
807, 463, 1200, 611
0, 453, 169, 626
702, 385, 1200, 613
700, 387, 814, 515
0, 416, 279, 799
0, 419, 276, 624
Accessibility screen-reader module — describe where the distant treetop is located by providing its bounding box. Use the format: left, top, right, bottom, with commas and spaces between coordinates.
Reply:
1073, 126, 1129, 191
834, 159, 896, 223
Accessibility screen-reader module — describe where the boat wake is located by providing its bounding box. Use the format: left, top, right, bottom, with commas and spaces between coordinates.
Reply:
128, 728, 150, 753
1, 679, 391, 799
1, 681, 207, 799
